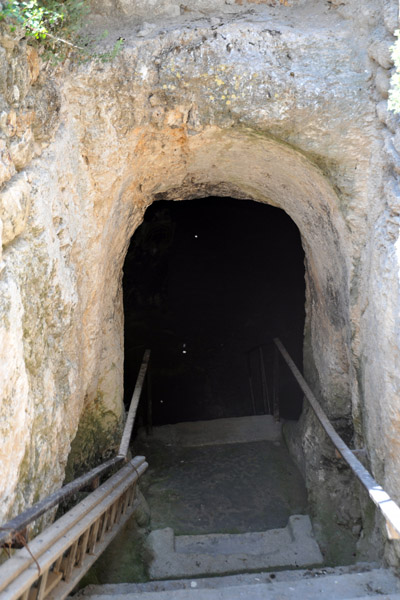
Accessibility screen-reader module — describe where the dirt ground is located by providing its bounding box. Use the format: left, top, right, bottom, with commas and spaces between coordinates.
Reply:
134, 437, 308, 534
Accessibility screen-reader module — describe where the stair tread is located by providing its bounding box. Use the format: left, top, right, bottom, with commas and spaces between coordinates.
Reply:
76, 568, 400, 599
77, 595, 400, 600
176, 520, 309, 555
74, 565, 385, 595
147, 515, 323, 579
139, 415, 282, 447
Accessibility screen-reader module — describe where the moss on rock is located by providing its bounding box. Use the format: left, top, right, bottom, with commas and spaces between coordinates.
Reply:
65, 391, 124, 482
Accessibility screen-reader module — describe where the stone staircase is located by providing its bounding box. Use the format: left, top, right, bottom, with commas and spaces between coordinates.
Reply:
74, 417, 400, 599
146, 515, 323, 580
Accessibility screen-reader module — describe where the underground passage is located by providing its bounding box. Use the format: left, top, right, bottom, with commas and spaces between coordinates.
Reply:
85, 196, 319, 581
123, 197, 306, 426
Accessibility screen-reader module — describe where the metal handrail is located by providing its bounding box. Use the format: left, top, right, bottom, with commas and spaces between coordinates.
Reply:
118, 349, 151, 457
0, 349, 151, 548
274, 337, 400, 540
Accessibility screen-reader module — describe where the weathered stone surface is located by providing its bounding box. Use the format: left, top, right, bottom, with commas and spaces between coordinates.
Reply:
377, 99, 400, 133
383, 0, 399, 34
117, 0, 181, 18
0, 138, 15, 187
0, 24, 61, 190
26, 47, 39, 85
0, 173, 31, 246
375, 66, 391, 98
0, 45, 8, 96
393, 130, 400, 155
0, 0, 399, 570
369, 39, 394, 70
9, 128, 35, 170
0, 268, 30, 514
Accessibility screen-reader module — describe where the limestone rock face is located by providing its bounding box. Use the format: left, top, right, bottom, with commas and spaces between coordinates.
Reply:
0, 0, 399, 567
0, 174, 31, 247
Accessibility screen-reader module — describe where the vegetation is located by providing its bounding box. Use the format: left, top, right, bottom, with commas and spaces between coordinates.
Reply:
0, 0, 123, 62
389, 31, 400, 114
0, 0, 88, 56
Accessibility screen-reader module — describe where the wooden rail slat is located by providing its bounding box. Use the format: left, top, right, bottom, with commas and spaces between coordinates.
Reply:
122, 489, 130, 515
87, 521, 98, 555
41, 570, 63, 597
109, 502, 118, 529
273, 337, 400, 540
52, 556, 63, 575
64, 540, 79, 581
128, 484, 136, 508
77, 528, 90, 568
36, 569, 49, 600
98, 509, 109, 542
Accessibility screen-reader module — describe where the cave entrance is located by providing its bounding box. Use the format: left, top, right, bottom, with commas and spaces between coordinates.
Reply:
123, 196, 305, 427
90, 130, 352, 557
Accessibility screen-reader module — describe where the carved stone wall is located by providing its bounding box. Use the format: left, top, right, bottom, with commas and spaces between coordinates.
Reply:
0, 0, 399, 565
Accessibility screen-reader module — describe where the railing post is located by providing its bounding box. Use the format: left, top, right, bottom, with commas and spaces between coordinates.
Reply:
273, 342, 280, 421
259, 346, 271, 415
146, 358, 153, 437
247, 352, 257, 416
119, 349, 151, 457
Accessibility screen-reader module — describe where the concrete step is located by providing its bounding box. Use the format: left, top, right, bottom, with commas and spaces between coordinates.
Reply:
75, 567, 400, 599
138, 415, 282, 447
146, 515, 323, 580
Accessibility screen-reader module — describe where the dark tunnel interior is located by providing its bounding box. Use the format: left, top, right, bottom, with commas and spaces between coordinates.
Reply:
123, 197, 305, 426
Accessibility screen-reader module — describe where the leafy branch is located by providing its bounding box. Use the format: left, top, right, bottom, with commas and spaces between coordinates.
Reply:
0, 1, 125, 63
0, 0, 90, 60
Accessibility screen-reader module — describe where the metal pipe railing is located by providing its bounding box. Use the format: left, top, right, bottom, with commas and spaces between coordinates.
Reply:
0, 456, 124, 547
0, 349, 151, 548
118, 349, 151, 457
273, 337, 400, 541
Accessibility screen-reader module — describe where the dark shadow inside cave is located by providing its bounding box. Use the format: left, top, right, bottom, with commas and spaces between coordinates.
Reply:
123, 197, 305, 426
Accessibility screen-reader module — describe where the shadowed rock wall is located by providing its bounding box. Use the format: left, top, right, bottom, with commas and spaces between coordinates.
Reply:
0, 0, 399, 566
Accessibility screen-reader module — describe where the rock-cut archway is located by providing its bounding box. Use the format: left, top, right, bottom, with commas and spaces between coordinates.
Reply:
19, 116, 354, 562
96, 126, 354, 561
122, 196, 306, 424
122, 126, 352, 416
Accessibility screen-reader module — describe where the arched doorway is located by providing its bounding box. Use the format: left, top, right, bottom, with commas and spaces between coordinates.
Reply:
66, 127, 355, 562
123, 196, 305, 425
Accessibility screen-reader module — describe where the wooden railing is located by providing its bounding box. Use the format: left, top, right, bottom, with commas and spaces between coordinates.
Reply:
0, 457, 147, 600
273, 337, 400, 541
0, 350, 151, 599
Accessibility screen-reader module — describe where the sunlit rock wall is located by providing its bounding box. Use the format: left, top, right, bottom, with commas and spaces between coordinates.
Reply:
0, 27, 125, 516
0, 0, 399, 566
